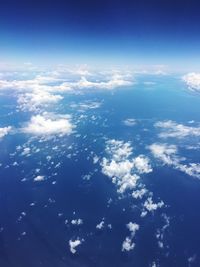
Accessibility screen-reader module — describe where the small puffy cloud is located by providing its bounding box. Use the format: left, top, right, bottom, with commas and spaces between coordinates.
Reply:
70, 101, 102, 112
155, 120, 200, 139
144, 197, 164, 212
132, 188, 147, 199
123, 118, 137, 126
22, 113, 74, 137
69, 238, 83, 254
105, 139, 133, 161
122, 237, 135, 252
0, 126, 12, 139
71, 219, 83, 225
96, 219, 105, 230
122, 222, 139, 252
183, 73, 200, 92
133, 156, 152, 174
127, 222, 139, 236
34, 175, 45, 182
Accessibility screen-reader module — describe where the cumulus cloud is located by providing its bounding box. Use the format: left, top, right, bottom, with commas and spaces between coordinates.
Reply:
69, 238, 83, 254
96, 220, 105, 230
122, 237, 135, 252
22, 113, 74, 137
122, 222, 139, 252
34, 175, 45, 182
71, 219, 83, 225
132, 188, 147, 199
133, 156, 152, 174
101, 139, 152, 194
155, 120, 200, 139
0, 126, 12, 139
183, 73, 200, 92
17, 91, 63, 112
127, 222, 140, 235
143, 197, 164, 212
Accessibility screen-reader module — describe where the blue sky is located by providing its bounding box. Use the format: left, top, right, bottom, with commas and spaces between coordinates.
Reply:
0, 0, 200, 69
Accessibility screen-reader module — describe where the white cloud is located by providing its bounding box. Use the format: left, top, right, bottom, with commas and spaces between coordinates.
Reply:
127, 222, 139, 236
34, 175, 45, 182
123, 118, 137, 126
133, 156, 152, 174
74, 75, 133, 90
71, 219, 83, 225
17, 91, 63, 112
149, 143, 200, 179
144, 197, 164, 212
96, 220, 105, 230
132, 188, 147, 199
22, 113, 74, 136
178, 163, 200, 179
122, 237, 135, 252
105, 139, 133, 161
70, 101, 102, 112
69, 238, 83, 254
148, 143, 178, 165
122, 222, 139, 252
101, 140, 152, 194
155, 120, 200, 139
183, 72, 200, 92
0, 126, 12, 139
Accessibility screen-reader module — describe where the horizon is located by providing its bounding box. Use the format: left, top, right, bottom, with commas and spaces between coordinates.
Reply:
0, 0, 200, 71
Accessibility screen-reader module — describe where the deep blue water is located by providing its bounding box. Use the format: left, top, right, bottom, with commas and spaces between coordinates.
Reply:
0, 75, 200, 266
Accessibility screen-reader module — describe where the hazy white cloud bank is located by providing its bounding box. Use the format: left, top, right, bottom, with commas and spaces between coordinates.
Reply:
0, 70, 134, 112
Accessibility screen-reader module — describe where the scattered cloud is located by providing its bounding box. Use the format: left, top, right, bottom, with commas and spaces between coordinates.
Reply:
155, 120, 200, 139
69, 238, 84, 254
123, 118, 137, 126
0, 126, 12, 139
96, 219, 105, 230
143, 197, 164, 212
101, 139, 152, 194
148, 143, 178, 165
122, 237, 135, 252
149, 143, 200, 179
122, 222, 139, 252
71, 219, 83, 225
34, 175, 45, 182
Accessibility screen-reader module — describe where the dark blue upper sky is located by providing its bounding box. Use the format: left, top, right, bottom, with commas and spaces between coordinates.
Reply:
1, 0, 200, 69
